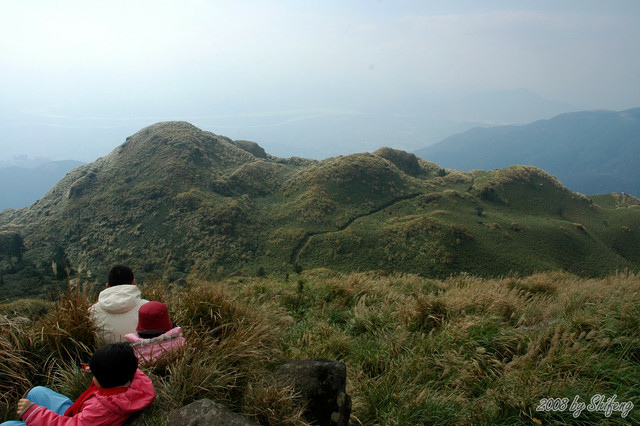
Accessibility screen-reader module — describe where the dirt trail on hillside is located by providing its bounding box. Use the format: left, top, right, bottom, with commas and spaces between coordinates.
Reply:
289, 193, 422, 266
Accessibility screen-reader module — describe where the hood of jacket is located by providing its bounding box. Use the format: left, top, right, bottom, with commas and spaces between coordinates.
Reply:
96, 369, 156, 415
96, 285, 144, 314
125, 326, 183, 344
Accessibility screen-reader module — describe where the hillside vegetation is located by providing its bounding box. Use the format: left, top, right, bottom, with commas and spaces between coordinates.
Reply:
1, 271, 638, 424
1, 121, 640, 299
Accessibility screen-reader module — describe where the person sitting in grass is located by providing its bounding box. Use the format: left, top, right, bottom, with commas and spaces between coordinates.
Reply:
90, 265, 148, 343
3, 343, 155, 426
125, 301, 185, 364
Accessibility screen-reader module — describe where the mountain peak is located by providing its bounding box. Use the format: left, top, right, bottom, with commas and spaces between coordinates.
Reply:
98, 122, 261, 179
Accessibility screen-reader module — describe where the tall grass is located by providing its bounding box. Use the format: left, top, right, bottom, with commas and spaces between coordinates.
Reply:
0, 279, 304, 425
240, 270, 640, 424
1, 271, 639, 424
0, 315, 34, 413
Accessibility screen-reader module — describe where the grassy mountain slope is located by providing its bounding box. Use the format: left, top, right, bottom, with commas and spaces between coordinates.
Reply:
1, 122, 640, 299
414, 107, 640, 197
299, 166, 640, 277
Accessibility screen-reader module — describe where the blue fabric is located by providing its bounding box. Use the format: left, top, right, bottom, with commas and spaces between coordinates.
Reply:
1, 386, 72, 425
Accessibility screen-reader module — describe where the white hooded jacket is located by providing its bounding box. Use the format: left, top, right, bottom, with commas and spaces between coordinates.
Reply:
89, 285, 148, 343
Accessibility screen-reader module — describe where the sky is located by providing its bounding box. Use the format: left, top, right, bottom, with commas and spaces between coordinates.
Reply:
1, 0, 640, 162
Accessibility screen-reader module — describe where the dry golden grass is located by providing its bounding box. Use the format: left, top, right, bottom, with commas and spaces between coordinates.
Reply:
2, 271, 639, 424
35, 287, 100, 362
0, 315, 35, 408
140, 279, 302, 424
245, 270, 640, 424
243, 379, 309, 426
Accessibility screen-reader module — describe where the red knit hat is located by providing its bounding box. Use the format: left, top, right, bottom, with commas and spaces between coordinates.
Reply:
136, 301, 172, 334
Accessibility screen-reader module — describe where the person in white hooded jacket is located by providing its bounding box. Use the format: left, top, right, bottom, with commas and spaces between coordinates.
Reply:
89, 265, 148, 343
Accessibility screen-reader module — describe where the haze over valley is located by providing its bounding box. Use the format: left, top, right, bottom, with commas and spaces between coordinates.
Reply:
2, 1, 639, 164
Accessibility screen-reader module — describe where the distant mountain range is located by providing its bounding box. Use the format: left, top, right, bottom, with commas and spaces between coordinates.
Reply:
0, 160, 84, 210
414, 107, 640, 197
422, 88, 577, 126
1, 122, 639, 300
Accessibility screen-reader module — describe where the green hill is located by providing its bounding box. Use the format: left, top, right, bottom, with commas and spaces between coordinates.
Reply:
414, 107, 640, 197
1, 122, 640, 299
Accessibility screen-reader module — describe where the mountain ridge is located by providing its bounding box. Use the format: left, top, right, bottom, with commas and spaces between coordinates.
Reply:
1, 122, 639, 299
414, 107, 640, 197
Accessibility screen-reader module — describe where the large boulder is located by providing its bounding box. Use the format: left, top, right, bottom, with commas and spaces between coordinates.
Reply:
277, 358, 351, 426
167, 399, 258, 426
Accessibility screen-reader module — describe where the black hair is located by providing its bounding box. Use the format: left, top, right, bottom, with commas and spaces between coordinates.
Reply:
90, 343, 138, 388
108, 264, 134, 287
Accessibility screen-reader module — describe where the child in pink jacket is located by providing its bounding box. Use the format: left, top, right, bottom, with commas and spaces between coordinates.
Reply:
125, 301, 185, 364
5, 343, 155, 426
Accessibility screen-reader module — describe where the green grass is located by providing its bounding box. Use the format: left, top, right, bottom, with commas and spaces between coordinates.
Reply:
2, 270, 640, 424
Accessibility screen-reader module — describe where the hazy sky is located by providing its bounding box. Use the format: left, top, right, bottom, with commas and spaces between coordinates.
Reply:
1, 0, 640, 162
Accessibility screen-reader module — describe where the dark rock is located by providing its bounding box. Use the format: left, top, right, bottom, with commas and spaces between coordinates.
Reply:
167, 399, 258, 426
122, 411, 145, 426
277, 358, 351, 426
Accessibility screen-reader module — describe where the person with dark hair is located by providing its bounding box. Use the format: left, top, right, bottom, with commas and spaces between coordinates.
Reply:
3, 343, 155, 426
107, 264, 135, 287
125, 301, 186, 364
89, 265, 148, 343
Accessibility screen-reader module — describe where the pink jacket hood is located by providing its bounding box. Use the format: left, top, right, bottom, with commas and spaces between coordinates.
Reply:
95, 369, 156, 414
22, 369, 155, 426
125, 327, 186, 364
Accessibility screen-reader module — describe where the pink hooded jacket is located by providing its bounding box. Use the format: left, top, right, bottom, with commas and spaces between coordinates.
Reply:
125, 327, 186, 364
20, 369, 155, 426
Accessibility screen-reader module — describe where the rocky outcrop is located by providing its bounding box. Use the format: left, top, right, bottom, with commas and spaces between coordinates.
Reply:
167, 399, 258, 426
277, 358, 352, 426
125, 358, 352, 425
